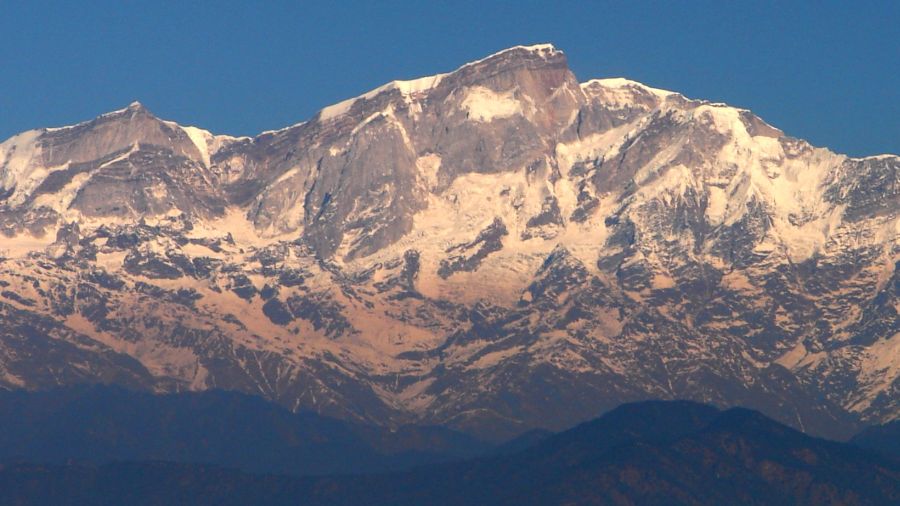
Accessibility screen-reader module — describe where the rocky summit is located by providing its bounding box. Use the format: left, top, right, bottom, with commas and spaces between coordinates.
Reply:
0, 44, 896, 441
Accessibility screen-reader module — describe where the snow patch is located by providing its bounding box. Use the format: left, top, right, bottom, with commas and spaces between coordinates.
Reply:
416, 153, 441, 191
460, 86, 522, 122
180, 126, 214, 167
583, 78, 676, 99
319, 74, 447, 122
0, 232, 56, 259
0, 129, 44, 206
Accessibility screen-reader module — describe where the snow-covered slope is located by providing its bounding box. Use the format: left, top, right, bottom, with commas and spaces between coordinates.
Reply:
0, 44, 896, 441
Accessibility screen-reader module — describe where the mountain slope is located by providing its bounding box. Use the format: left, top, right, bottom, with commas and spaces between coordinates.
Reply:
0, 385, 488, 475
305, 402, 900, 506
851, 419, 900, 460
0, 44, 896, 440
0, 401, 896, 506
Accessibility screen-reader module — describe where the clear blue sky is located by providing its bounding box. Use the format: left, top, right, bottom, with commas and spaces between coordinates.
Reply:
2, 1, 897, 156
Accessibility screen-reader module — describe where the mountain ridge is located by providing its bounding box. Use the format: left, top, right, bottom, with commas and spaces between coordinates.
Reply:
0, 400, 896, 506
0, 385, 489, 475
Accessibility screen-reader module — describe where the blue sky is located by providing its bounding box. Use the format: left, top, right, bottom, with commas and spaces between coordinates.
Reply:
2, 1, 897, 156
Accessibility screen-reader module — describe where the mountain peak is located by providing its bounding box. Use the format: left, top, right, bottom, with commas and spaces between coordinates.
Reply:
456, 42, 566, 75
115, 100, 152, 117
79, 100, 157, 126
316, 43, 568, 123
469, 43, 561, 63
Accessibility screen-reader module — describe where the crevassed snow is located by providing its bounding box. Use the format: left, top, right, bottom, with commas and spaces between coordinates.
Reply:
460, 86, 522, 122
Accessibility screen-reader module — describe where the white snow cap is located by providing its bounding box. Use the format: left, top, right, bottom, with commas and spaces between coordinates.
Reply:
319, 73, 448, 122
582, 78, 676, 99
462, 43, 561, 67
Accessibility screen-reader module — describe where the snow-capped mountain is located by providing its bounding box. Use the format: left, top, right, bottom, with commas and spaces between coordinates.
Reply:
0, 44, 896, 440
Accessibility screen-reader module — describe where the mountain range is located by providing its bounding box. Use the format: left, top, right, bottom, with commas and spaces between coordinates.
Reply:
0, 43, 897, 442
0, 397, 896, 505
0, 385, 487, 476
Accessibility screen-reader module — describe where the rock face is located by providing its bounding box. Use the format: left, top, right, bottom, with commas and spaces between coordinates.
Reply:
0, 44, 896, 441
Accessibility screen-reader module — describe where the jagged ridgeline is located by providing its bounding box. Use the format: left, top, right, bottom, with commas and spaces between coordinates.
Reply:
0, 44, 897, 441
